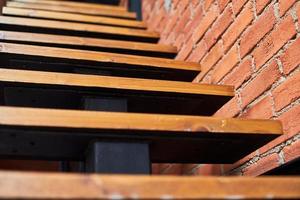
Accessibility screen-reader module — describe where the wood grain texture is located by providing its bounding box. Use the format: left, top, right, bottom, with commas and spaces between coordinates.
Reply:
0, 42, 200, 71
0, 16, 157, 39
2, 7, 146, 28
0, 69, 234, 96
7, 1, 136, 18
0, 171, 299, 199
0, 106, 282, 134
12, 0, 127, 11
0, 30, 177, 54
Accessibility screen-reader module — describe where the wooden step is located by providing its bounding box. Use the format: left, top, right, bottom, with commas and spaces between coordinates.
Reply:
0, 42, 200, 81
0, 171, 299, 199
2, 7, 146, 29
11, 0, 127, 11
0, 69, 233, 115
6, 1, 137, 19
0, 106, 282, 163
0, 16, 158, 42
0, 30, 177, 58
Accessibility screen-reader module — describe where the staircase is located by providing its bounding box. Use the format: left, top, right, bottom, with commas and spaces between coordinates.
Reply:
0, 0, 299, 199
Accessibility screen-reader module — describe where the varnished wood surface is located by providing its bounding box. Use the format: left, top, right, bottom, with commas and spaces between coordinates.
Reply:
0, 42, 200, 71
0, 30, 177, 55
0, 171, 299, 199
0, 106, 282, 134
12, 0, 127, 11
2, 7, 146, 28
0, 69, 234, 96
0, 16, 158, 39
6, 1, 137, 18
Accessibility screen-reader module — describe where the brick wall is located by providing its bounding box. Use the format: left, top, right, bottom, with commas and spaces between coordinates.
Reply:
143, 0, 300, 176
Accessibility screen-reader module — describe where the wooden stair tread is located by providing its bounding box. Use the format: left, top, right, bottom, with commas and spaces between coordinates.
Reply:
0, 30, 177, 57
2, 7, 146, 29
0, 69, 233, 115
0, 42, 200, 81
0, 69, 232, 96
0, 171, 299, 199
0, 16, 158, 42
11, 0, 127, 11
6, 1, 137, 19
0, 106, 282, 162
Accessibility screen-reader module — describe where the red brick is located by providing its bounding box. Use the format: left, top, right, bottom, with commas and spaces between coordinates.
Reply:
273, 71, 300, 111
198, 40, 224, 78
192, 4, 218, 43
256, 0, 272, 14
280, 37, 300, 75
160, 164, 182, 175
222, 150, 259, 175
174, 33, 185, 49
173, 7, 191, 37
183, 4, 204, 40
279, 104, 300, 135
283, 140, 300, 163
218, 0, 230, 12
181, 164, 199, 174
222, 2, 254, 52
298, 3, 300, 21
240, 6, 276, 58
232, 0, 247, 15
241, 95, 273, 119
187, 40, 207, 62
204, 0, 214, 11
243, 153, 280, 176
176, 37, 194, 61
214, 96, 240, 117
253, 16, 297, 70
211, 45, 239, 83
193, 164, 222, 176
204, 5, 234, 49
279, 0, 297, 16
223, 58, 252, 89
241, 61, 281, 108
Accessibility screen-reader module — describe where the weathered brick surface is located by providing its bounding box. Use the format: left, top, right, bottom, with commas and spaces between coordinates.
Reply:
253, 15, 297, 70
240, 6, 276, 58
280, 37, 300, 75
143, 0, 300, 176
241, 61, 280, 108
273, 71, 300, 112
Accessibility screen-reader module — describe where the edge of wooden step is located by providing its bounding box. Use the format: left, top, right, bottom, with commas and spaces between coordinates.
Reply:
0, 106, 283, 135
11, 0, 127, 11
0, 42, 201, 71
0, 171, 299, 199
2, 7, 146, 28
0, 30, 177, 54
7, 1, 137, 19
0, 16, 158, 39
0, 68, 234, 96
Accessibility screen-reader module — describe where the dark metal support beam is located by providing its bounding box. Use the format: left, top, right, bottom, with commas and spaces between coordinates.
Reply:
85, 141, 151, 174
129, 0, 142, 20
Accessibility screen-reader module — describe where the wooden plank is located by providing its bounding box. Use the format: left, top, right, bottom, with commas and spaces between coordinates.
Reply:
0, 106, 282, 162
0, 171, 299, 199
7, 1, 136, 19
6, 1, 137, 19
0, 106, 282, 134
0, 16, 158, 42
12, 0, 127, 11
0, 42, 200, 72
0, 69, 233, 97
2, 7, 146, 28
0, 69, 233, 116
0, 30, 177, 57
